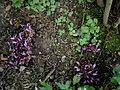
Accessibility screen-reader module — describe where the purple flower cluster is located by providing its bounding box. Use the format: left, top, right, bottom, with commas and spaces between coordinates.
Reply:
75, 60, 100, 85
82, 44, 100, 52
9, 23, 33, 65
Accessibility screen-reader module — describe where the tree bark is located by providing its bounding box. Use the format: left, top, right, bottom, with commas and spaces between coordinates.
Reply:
103, 0, 113, 27
97, 0, 104, 7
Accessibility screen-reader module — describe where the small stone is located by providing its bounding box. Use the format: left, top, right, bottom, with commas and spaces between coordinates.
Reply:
39, 52, 42, 54
61, 55, 66, 62
19, 66, 26, 72
26, 71, 30, 75
6, 5, 11, 11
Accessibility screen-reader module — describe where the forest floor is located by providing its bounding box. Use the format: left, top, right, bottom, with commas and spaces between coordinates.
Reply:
0, 0, 120, 90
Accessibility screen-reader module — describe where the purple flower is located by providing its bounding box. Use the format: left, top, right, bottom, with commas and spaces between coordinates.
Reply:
9, 23, 33, 65
75, 60, 100, 85
82, 44, 100, 52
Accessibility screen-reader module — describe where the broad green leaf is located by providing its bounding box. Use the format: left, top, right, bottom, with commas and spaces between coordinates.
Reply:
80, 38, 88, 46
40, 82, 53, 90
96, 26, 100, 33
55, 82, 66, 89
78, 85, 95, 90
56, 2, 60, 7
86, 19, 93, 25
65, 81, 71, 89
73, 75, 81, 85
99, 86, 104, 90
51, 6, 56, 11
33, 0, 39, 4
90, 27, 95, 34
81, 25, 89, 33
51, 0, 55, 4
46, 1, 50, 6
93, 18, 98, 24
86, 16, 91, 20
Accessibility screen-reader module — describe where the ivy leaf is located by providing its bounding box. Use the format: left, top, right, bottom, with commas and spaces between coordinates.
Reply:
73, 75, 81, 85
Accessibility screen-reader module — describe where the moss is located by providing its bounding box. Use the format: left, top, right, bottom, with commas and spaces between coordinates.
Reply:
106, 31, 120, 51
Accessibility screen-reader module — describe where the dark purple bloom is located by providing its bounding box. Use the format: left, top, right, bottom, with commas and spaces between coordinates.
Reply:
75, 60, 100, 85
9, 23, 33, 65
82, 44, 100, 52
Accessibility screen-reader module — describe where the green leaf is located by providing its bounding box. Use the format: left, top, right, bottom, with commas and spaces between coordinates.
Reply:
84, 33, 91, 41
90, 27, 95, 34
93, 18, 98, 24
73, 75, 81, 85
86, 19, 93, 25
58, 29, 65, 36
51, 0, 55, 4
114, 65, 120, 73
47, 10, 51, 16
46, 1, 50, 6
40, 82, 53, 90
91, 38, 97, 45
86, 16, 91, 20
56, 2, 60, 7
55, 82, 66, 89
65, 81, 71, 89
80, 38, 88, 46
33, 0, 39, 4
51, 5, 56, 11
99, 86, 104, 90
81, 25, 89, 33
76, 46, 81, 52
78, 85, 95, 90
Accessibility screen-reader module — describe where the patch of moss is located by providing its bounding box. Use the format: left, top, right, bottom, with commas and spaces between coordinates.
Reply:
106, 31, 120, 51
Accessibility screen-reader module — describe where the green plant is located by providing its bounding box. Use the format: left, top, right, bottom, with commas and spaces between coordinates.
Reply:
75, 16, 101, 52
56, 75, 96, 90
27, 0, 60, 15
11, 0, 24, 8
39, 75, 106, 90
55, 9, 76, 36
111, 65, 120, 90
39, 82, 53, 90
111, 65, 120, 85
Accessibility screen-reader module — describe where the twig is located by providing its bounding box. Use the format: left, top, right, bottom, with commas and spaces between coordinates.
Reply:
43, 66, 56, 82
